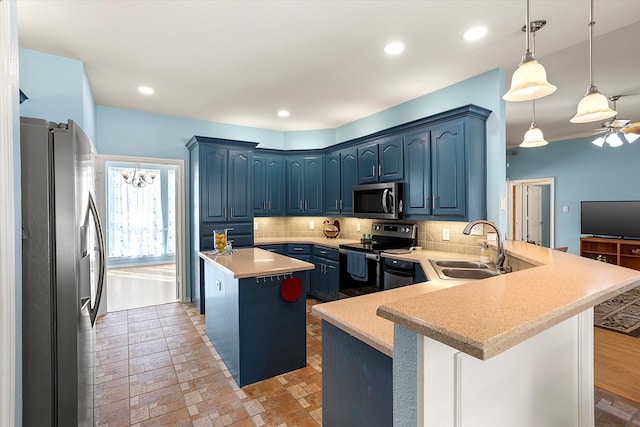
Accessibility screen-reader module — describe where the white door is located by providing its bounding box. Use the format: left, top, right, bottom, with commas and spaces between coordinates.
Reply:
525, 185, 542, 245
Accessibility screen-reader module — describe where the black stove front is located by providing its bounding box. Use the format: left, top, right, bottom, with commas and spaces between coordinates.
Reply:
338, 222, 417, 298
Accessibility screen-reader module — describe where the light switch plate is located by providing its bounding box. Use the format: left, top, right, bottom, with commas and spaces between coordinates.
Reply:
253, 221, 258, 230
309, 221, 315, 230
442, 228, 450, 241
356, 223, 361, 232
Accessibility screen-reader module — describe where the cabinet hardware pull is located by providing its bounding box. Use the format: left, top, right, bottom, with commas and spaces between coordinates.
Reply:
378, 164, 381, 177
372, 164, 375, 177
299, 200, 303, 209
305, 200, 308, 210
263, 200, 266, 210
294, 247, 303, 251
224, 207, 227, 218
335, 200, 338, 209
320, 250, 327, 254
340, 199, 343, 210
268, 200, 271, 210
230, 207, 233, 218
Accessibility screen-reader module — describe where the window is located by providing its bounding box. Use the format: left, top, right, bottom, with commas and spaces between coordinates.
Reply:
107, 166, 164, 258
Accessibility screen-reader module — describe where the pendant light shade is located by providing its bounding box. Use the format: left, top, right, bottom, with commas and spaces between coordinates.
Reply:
571, 0, 616, 123
504, 0, 556, 102
520, 124, 549, 148
504, 52, 557, 102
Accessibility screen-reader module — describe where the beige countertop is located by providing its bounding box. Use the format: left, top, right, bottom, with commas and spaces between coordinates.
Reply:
377, 240, 640, 360
200, 247, 314, 279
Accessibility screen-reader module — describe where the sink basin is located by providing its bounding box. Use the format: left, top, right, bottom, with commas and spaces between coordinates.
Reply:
439, 268, 500, 280
434, 260, 490, 269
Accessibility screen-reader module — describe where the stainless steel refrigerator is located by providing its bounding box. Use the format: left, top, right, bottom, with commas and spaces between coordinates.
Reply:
21, 117, 105, 427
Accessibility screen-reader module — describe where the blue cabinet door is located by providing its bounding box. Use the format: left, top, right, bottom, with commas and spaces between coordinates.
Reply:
340, 147, 358, 215
403, 130, 431, 216
253, 155, 267, 215
201, 145, 227, 222
378, 136, 404, 182
228, 149, 252, 221
324, 258, 340, 300
325, 153, 341, 214
304, 156, 324, 215
286, 157, 304, 215
266, 156, 286, 216
357, 142, 378, 184
431, 119, 466, 217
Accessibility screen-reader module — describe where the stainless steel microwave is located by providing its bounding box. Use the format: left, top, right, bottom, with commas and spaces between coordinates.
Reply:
353, 182, 403, 219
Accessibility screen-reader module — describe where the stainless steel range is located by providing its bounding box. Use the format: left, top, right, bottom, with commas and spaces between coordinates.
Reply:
338, 222, 418, 298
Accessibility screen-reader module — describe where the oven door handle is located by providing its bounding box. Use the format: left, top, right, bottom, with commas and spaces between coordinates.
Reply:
339, 248, 379, 261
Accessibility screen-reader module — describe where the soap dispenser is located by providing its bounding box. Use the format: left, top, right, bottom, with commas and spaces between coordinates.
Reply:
480, 241, 490, 263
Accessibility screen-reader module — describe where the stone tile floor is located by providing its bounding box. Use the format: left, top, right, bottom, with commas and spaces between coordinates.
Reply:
96, 298, 640, 426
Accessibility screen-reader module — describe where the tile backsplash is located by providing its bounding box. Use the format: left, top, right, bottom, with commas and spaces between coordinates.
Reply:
254, 217, 489, 256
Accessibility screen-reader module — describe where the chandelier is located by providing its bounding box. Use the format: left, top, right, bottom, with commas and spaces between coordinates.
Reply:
121, 164, 157, 188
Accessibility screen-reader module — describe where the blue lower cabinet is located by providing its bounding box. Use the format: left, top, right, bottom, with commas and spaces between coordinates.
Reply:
322, 321, 392, 427
311, 246, 339, 301
287, 245, 312, 294
257, 244, 287, 255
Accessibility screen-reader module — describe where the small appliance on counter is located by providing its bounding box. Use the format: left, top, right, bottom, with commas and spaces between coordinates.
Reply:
323, 219, 340, 238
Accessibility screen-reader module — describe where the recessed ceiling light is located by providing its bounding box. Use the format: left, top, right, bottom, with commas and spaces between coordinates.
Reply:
463, 26, 487, 41
277, 110, 290, 118
384, 42, 405, 55
138, 86, 154, 95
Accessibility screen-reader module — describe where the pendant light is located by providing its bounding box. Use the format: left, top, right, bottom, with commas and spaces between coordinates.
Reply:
570, 0, 616, 123
520, 100, 549, 147
504, 0, 556, 102
519, 21, 549, 148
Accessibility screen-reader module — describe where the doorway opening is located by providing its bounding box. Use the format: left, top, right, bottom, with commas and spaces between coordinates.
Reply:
507, 178, 555, 248
96, 156, 186, 313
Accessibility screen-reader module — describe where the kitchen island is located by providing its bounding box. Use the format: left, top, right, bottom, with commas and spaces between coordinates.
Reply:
199, 248, 314, 387
313, 241, 640, 427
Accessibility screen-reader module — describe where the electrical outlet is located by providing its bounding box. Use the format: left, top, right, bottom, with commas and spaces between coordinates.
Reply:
470, 224, 484, 235
563, 206, 569, 213
442, 228, 450, 241
309, 221, 315, 230
253, 221, 258, 230
356, 223, 361, 232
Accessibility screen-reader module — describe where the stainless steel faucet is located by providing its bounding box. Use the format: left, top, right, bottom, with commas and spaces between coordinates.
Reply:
463, 220, 507, 272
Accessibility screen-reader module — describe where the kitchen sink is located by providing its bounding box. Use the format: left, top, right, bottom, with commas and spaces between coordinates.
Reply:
439, 268, 500, 280
433, 260, 490, 269
429, 259, 502, 280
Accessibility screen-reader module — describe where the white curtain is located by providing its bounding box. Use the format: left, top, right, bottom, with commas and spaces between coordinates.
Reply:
166, 169, 176, 255
107, 166, 164, 258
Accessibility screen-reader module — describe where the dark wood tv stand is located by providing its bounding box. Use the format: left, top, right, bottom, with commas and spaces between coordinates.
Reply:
579, 237, 640, 271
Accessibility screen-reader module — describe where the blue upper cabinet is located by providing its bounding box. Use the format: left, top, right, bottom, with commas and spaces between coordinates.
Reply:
403, 130, 431, 216
340, 147, 358, 214
378, 136, 404, 182
431, 119, 466, 217
357, 137, 403, 184
254, 154, 285, 216
357, 142, 378, 184
402, 106, 490, 221
228, 149, 252, 221
202, 145, 228, 222
325, 153, 341, 215
286, 156, 323, 215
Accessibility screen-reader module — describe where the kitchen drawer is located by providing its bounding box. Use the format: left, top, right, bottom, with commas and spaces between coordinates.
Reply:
287, 244, 311, 255
201, 222, 253, 237
313, 246, 338, 261
257, 244, 287, 255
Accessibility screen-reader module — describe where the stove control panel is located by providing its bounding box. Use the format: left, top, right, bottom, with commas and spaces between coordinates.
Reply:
371, 222, 417, 239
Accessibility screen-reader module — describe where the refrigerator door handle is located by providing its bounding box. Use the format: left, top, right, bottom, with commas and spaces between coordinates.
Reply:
87, 192, 106, 327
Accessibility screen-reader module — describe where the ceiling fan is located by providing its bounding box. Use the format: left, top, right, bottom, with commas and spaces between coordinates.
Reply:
591, 95, 640, 147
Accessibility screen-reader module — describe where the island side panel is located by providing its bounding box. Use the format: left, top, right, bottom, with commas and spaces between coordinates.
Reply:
322, 320, 392, 427
204, 261, 240, 381
238, 273, 307, 386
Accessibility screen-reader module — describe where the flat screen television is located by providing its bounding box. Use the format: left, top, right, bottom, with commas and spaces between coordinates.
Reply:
581, 200, 640, 239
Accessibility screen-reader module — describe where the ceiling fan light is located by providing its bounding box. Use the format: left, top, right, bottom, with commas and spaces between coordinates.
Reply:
624, 133, 639, 143
504, 55, 557, 102
591, 136, 605, 147
520, 124, 548, 147
605, 132, 624, 147
570, 87, 617, 123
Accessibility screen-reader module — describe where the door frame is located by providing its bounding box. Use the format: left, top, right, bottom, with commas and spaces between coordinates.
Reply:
507, 177, 555, 248
96, 154, 187, 314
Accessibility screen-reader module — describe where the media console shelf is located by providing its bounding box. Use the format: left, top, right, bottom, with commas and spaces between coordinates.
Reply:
580, 237, 640, 271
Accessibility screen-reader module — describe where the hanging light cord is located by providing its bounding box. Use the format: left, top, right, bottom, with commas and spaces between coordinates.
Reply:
588, 0, 595, 87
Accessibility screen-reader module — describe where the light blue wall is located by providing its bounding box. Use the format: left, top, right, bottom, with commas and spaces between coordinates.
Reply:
19, 48, 97, 141
507, 136, 640, 254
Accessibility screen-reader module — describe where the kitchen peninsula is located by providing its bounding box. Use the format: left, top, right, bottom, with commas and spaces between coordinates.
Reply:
313, 241, 640, 427
199, 248, 314, 387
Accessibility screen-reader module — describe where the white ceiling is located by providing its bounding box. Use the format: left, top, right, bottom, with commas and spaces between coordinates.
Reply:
16, 0, 640, 148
